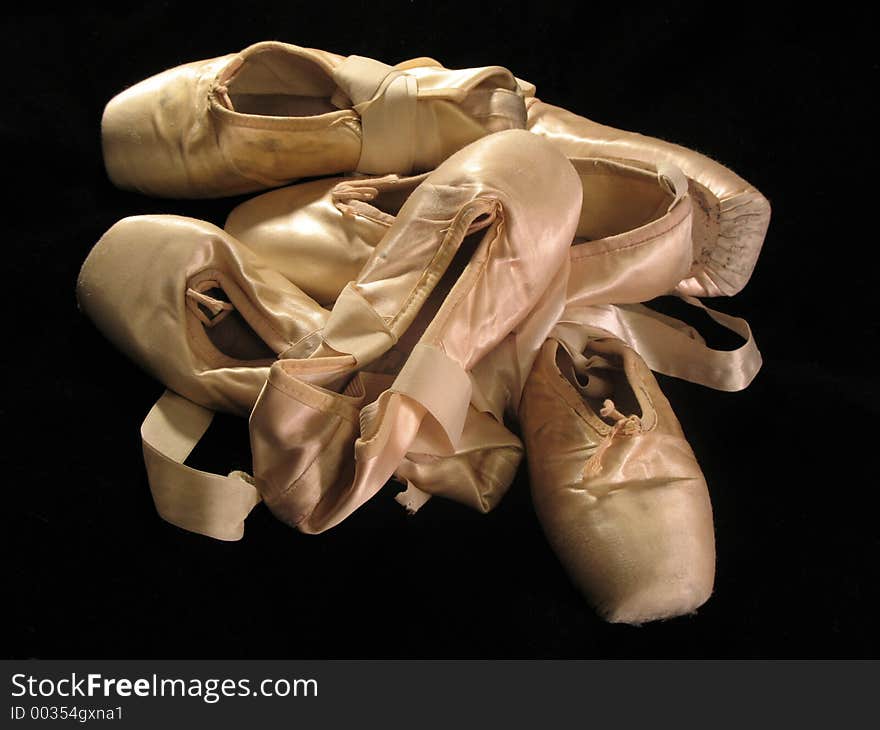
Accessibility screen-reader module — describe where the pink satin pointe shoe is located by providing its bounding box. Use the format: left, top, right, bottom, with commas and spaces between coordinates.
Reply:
76, 214, 328, 416
523, 94, 771, 298
102, 41, 526, 198
248, 130, 582, 533
519, 327, 716, 624
225, 170, 527, 518
76, 215, 331, 539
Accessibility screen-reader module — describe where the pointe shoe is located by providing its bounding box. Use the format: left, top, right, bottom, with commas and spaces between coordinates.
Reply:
248, 130, 582, 532
76, 215, 331, 539
76, 215, 328, 415
102, 42, 526, 198
557, 157, 761, 394
518, 328, 716, 624
524, 96, 771, 298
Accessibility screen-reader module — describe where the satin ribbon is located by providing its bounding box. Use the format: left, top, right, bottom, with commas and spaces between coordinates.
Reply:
557, 296, 761, 392
141, 390, 261, 541
321, 283, 397, 367
299, 344, 472, 533
331, 56, 525, 175
332, 56, 419, 174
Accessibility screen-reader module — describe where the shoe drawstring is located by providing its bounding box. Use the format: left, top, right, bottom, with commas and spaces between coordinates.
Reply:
582, 398, 642, 478
332, 176, 401, 220
214, 83, 234, 111
332, 178, 497, 235
186, 288, 234, 328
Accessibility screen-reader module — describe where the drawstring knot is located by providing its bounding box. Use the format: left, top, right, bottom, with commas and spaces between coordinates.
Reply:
582, 399, 642, 478
187, 288, 234, 328
331, 175, 400, 220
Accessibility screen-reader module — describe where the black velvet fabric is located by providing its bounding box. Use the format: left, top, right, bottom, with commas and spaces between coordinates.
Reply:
7, 3, 877, 657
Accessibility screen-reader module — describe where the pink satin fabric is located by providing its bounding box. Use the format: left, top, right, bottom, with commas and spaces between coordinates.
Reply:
249, 129, 582, 532
519, 332, 715, 623
76, 215, 328, 416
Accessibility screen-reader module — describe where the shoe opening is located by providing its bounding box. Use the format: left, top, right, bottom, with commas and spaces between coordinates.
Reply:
556, 343, 643, 424
222, 46, 339, 117
188, 285, 277, 362
571, 159, 676, 242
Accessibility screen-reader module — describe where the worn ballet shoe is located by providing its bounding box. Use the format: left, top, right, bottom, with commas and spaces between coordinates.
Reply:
524, 95, 771, 298
519, 328, 716, 624
557, 157, 761, 394
76, 215, 332, 539
76, 214, 328, 416
102, 42, 525, 198
249, 130, 582, 533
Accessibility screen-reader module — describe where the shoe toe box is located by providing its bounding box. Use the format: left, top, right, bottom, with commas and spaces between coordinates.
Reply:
533, 457, 715, 624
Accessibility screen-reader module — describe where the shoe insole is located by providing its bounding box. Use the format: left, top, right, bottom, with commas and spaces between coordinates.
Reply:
228, 93, 337, 117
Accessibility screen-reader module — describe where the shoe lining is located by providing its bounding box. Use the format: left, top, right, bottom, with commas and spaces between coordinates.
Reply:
574, 163, 674, 241
370, 178, 426, 216
226, 50, 338, 117
196, 287, 278, 361
227, 93, 338, 117
556, 346, 643, 424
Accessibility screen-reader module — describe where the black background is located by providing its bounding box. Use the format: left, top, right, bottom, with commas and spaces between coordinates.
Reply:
7, 3, 878, 658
